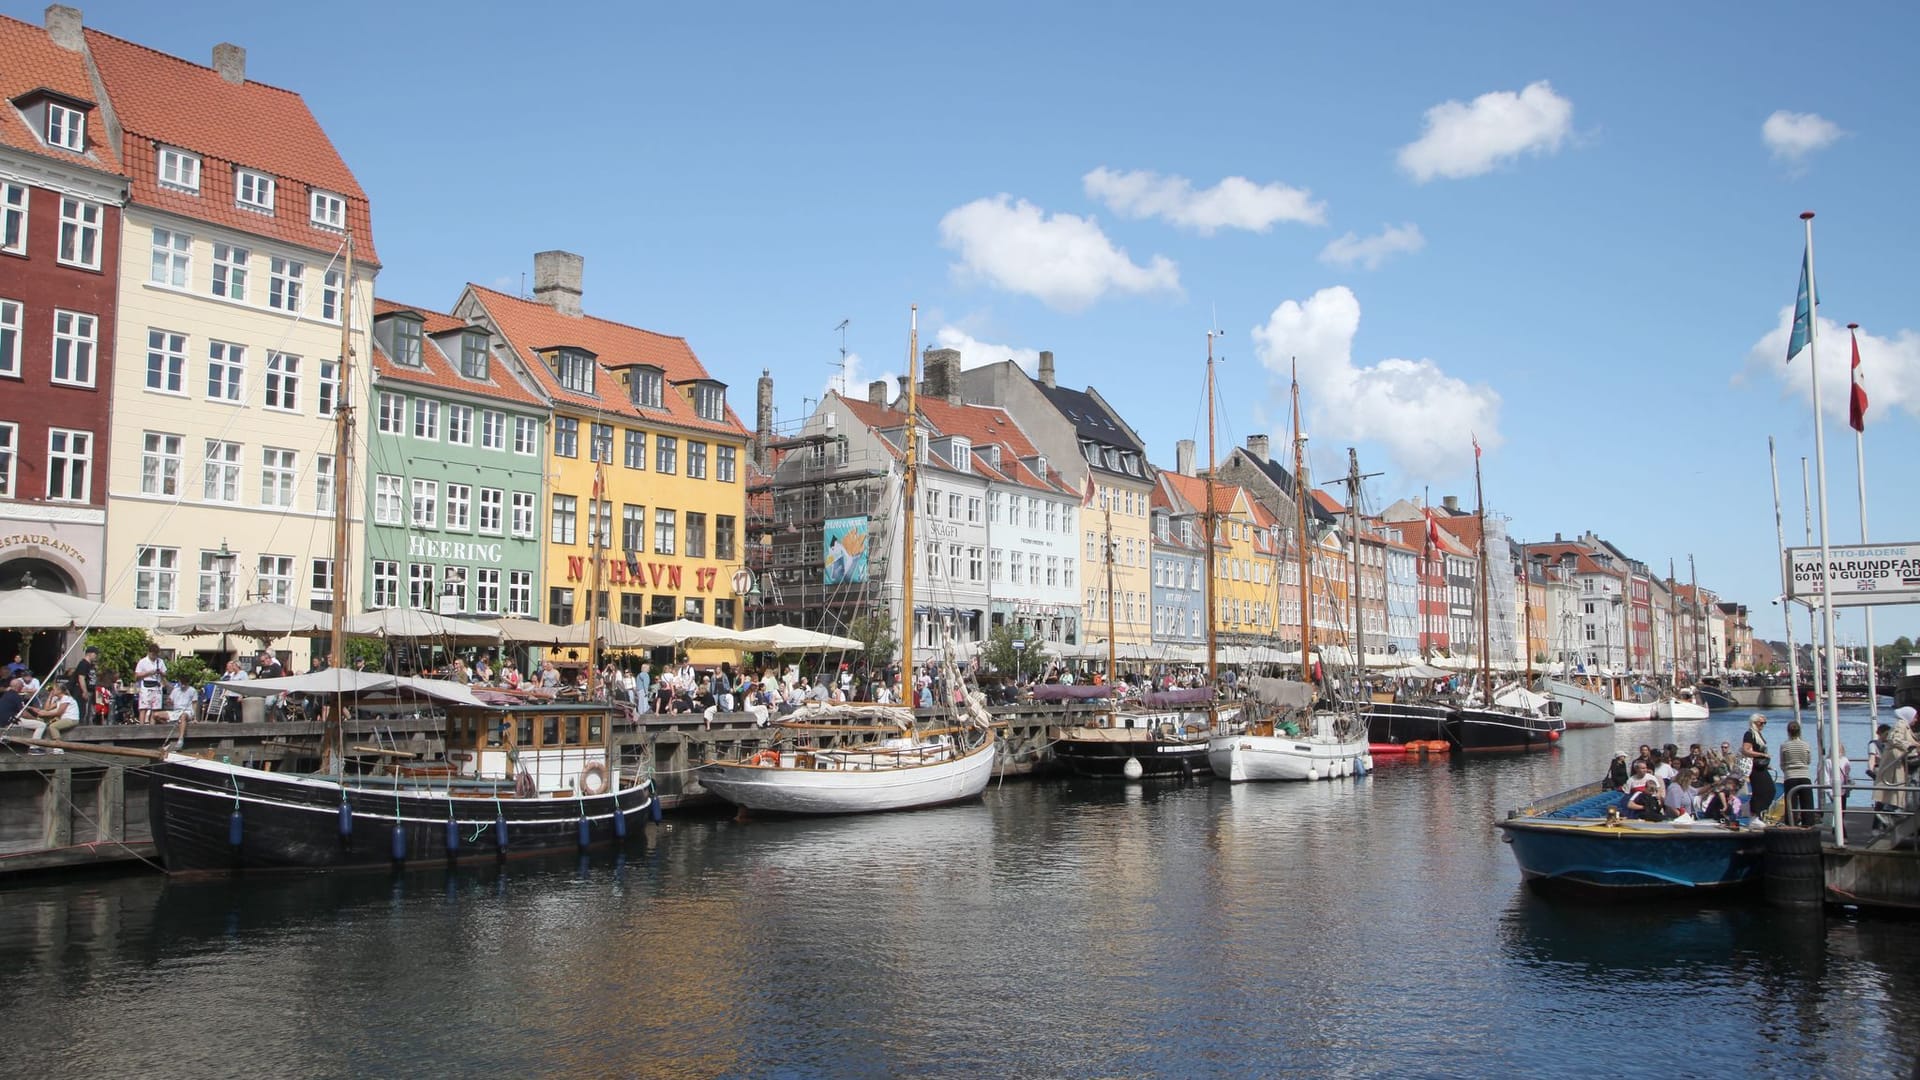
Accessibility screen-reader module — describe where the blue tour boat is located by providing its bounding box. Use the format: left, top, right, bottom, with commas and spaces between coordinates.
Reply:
1496, 782, 1767, 896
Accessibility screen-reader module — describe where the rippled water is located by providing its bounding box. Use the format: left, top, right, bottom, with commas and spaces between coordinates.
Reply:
2, 706, 1916, 1078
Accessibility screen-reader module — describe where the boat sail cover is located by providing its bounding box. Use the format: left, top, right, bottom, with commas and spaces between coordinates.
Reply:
1246, 676, 1313, 712
1031, 684, 1112, 702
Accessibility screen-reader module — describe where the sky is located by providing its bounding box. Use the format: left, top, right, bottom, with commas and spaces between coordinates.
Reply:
27, 0, 1920, 644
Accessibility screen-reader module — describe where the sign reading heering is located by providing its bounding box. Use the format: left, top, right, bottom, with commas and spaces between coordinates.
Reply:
1786, 543, 1920, 607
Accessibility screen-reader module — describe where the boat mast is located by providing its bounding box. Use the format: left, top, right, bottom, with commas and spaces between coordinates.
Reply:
587, 456, 604, 700
901, 306, 919, 701
1519, 542, 1533, 689
1689, 554, 1702, 678
1103, 496, 1116, 727
1473, 440, 1490, 702
1292, 362, 1310, 685
322, 234, 354, 776
1204, 331, 1219, 700
1667, 558, 1679, 686
1347, 448, 1365, 694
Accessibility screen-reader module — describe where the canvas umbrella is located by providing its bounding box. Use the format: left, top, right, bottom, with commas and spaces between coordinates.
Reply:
551, 617, 674, 650
637, 618, 755, 650
0, 584, 156, 631
482, 617, 573, 646
158, 601, 331, 639
341, 608, 502, 643
730, 623, 864, 652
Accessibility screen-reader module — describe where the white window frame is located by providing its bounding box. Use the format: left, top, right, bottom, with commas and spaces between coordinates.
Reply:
0, 183, 24, 255
687, 440, 707, 480
513, 416, 538, 455
197, 550, 236, 612
203, 439, 241, 503
447, 404, 473, 446
0, 421, 14, 499
317, 359, 339, 417
377, 392, 405, 434
511, 491, 536, 539
45, 427, 91, 501
140, 431, 182, 496
321, 269, 342, 323
551, 494, 578, 545
235, 169, 275, 212
371, 560, 399, 609
269, 255, 304, 313
373, 475, 404, 526
46, 103, 83, 151
413, 398, 441, 441
408, 563, 434, 610
0, 299, 24, 377
157, 146, 201, 193
445, 483, 471, 532
57, 197, 100, 269
51, 309, 96, 387
260, 446, 296, 508
256, 554, 295, 606
411, 479, 439, 529
264, 352, 300, 411
477, 487, 504, 535
149, 227, 191, 287
134, 546, 178, 611
207, 341, 244, 403
507, 570, 532, 617
480, 410, 505, 451
212, 242, 249, 301
310, 188, 345, 230
473, 568, 501, 615
314, 454, 334, 510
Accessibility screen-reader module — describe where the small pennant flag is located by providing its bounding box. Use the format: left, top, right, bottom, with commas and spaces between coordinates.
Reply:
1849, 325, 1869, 433
1472, 434, 1481, 460
1787, 246, 1816, 363
1424, 509, 1443, 555
1082, 475, 1097, 509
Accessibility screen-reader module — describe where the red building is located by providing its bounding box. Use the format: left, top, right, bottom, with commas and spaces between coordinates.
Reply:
0, 10, 127, 670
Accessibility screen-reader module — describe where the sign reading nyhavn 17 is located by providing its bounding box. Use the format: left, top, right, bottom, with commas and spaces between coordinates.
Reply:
1785, 543, 1920, 606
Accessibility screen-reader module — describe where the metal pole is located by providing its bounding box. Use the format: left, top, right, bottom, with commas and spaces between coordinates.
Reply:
1767, 438, 1804, 736
1851, 322, 1879, 727
1801, 212, 1846, 843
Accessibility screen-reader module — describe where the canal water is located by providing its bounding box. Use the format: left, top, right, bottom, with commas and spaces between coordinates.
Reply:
3, 705, 1916, 1078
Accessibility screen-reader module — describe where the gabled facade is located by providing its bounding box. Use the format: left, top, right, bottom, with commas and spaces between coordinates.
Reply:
1163, 466, 1278, 649
363, 299, 548, 622
1149, 472, 1205, 648
1380, 529, 1421, 658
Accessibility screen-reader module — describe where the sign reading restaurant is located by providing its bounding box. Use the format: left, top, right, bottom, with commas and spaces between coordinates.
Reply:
1785, 542, 1920, 607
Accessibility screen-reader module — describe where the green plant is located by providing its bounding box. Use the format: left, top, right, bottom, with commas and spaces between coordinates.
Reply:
343, 636, 387, 670
978, 624, 1047, 677
84, 627, 153, 684
844, 609, 899, 665
167, 655, 214, 688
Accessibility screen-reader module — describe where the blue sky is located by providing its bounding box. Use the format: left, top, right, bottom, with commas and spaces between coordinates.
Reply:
34, 1, 1920, 643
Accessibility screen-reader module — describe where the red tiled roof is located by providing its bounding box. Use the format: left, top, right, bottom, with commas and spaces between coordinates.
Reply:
831, 392, 1062, 493
0, 16, 119, 173
368, 298, 545, 409
465, 285, 745, 438
82, 29, 377, 263
1311, 489, 1345, 516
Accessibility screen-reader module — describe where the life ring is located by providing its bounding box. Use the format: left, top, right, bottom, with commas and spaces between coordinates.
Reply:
579, 762, 609, 796
748, 750, 780, 767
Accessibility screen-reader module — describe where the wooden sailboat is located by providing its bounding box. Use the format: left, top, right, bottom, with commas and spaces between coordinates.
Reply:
147, 236, 657, 874
695, 306, 997, 814
1207, 361, 1369, 782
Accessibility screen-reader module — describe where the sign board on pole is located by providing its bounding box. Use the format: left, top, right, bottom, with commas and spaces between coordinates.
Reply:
1784, 542, 1920, 607
1011, 640, 1026, 651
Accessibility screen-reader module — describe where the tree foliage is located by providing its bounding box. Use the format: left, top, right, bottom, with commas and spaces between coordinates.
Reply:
344, 636, 388, 670
1876, 636, 1914, 672
167, 655, 214, 688
84, 627, 153, 683
978, 624, 1047, 678
844, 610, 899, 665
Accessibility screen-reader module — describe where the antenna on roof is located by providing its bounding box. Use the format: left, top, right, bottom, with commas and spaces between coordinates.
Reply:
832, 318, 851, 394
520, 272, 529, 300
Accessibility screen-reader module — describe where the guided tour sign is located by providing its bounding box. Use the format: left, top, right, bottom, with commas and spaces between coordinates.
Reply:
1785, 542, 1920, 606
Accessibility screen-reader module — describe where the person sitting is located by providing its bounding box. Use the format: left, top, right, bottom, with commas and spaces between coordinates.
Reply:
1698, 783, 1734, 822
1604, 753, 1630, 791
23, 682, 81, 751
1627, 781, 1670, 822
1664, 768, 1697, 818
168, 679, 198, 724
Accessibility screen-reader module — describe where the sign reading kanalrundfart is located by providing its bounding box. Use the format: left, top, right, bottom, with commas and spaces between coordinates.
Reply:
1785, 543, 1920, 606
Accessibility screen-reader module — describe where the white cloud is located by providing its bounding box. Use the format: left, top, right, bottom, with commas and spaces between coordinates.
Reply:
1762, 110, 1844, 163
1250, 286, 1502, 476
1318, 223, 1426, 270
1397, 81, 1574, 182
1744, 309, 1920, 426
934, 326, 1042, 374
1082, 167, 1326, 233
938, 195, 1181, 312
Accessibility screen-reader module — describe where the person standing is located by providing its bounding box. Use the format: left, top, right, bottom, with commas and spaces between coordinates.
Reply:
134, 644, 166, 725
71, 646, 98, 725
1777, 719, 1815, 825
1873, 706, 1917, 830
1742, 713, 1776, 817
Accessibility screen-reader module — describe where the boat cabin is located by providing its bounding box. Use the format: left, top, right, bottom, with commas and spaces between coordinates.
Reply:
442, 702, 614, 795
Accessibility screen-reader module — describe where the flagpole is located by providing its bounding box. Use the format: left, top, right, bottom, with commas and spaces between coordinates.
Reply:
1849, 323, 1879, 728
1768, 438, 1803, 737
1800, 456, 1823, 763
1800, 211, 1845, 843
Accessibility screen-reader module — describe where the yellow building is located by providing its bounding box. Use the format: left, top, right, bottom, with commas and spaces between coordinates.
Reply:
456, 254, 749, 643
1161, 474, 1279, 646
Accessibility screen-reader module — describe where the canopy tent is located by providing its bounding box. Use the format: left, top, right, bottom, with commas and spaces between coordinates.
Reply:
552, 618, 670, 650
731, 624, 865, 652
215, 668, 486, 707
482, 617, 574, 646
158, 601, 330, 639
341, 609, 501, 643
637, 618, 755, 650
0, 585, 156, 631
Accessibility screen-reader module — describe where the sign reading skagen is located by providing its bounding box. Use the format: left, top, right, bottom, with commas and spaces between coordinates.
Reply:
1785, 542, 1920, 607
408, 536, 504, 564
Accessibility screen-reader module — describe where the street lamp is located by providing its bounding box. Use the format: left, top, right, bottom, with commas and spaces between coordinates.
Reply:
212, 540, 237, 657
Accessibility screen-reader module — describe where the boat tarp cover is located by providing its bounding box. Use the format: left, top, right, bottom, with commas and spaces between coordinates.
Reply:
1141, 688, 1213, 707
1247, 676, 1313, 711
1031, 684, 1111, 702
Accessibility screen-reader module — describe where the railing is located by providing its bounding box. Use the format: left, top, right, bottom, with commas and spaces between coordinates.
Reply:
1794, 780, 1919, 848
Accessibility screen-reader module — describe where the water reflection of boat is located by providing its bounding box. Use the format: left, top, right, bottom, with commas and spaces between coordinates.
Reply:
1496, 781, 1766, 897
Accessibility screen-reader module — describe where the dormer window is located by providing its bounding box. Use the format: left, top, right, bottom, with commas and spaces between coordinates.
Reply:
950, 436, 971, 472
46, 103, 84, 151
551, 348, 595, 395
236, 169, 275, 212
459, 332, 489, 380
158, 147, 200, 192
631, 366, 664, 409
392, 317, 423, 367
981, 444, 1001, 470
309, 188, 345, 230
693, 380, 727, 421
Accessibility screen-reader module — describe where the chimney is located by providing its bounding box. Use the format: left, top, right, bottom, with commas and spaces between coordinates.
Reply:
1038, 350, 1056, 388
754, 369, 774, 469
922, 348, 962, 405
1442, 495, 1461, 513
1175, 439, 1195, 477
44, 5, 82, 50
868, 380, 888, 407
896, 375, 909, 403
532, 250, 584, 316
212, 42, 246, 84
1245, 434, 1269, 463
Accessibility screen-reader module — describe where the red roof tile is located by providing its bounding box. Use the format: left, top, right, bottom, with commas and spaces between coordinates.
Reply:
831, 392, 1065, 494
0, 16, 119, 173
82, 28, 376, 262
368, 298, 545, 409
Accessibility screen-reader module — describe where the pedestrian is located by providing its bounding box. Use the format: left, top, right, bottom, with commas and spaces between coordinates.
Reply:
1777, 719, 1814, 825
1742, 713, 1776, 817
134, 644, 166, 724
1873, 706, 1918, 831
71, 645, 98, 724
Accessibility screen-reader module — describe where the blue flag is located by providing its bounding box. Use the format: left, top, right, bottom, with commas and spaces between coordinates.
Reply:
1787, 245, 1815, 363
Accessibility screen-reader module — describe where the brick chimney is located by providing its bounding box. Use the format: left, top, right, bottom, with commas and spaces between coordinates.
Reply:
44, 5, 83, 51
868, 380, 888, 407
1245, 434, 1269, 463
754, 369, 774, 469
212, 42, 246, 84
1175, 439, 1195, 477
1443, 495, 1461, 513
1038, 350, 1056, 388
532, 250, 584, 316
922, 348, 962, 404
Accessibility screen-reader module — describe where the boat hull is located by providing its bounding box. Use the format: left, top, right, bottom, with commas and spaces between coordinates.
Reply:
1498, 818, 1767, 895
1361, 701, 1451, 745
1049, 711, 1225, 779
1612, 700, 1657, 722
1206, 731, 1370, 783
1445, 707, 1564, 753
148, 755, 655, 875
1543, 679, 1616, 729
697, 735, 997, 815
1655, 700, 1710, 720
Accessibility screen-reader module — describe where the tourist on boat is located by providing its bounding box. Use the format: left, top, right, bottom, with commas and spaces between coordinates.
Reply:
1742, 714, 1776, 816
1778, 720, 1815, 825
1604, 753, 1630, 791
1627, 779, 1670, 822
1698, 781, 1736, 822
1625, 760, 1655, 793
1664, 768, 1697, 818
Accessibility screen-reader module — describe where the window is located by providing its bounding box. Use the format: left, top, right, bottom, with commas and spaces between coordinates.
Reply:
1, 183, 22, 254
685, 512, 707, 558
58, 197, 99, 269
620, 593, 647, 626
654, 508, 676, 554
511, 491, 536, 538
687, 441, 708, 480
150, 227, 191, 287
371, 560, 399, 608
621, 504, 647, 551
204, 440, 241, 502
408, 563, 435, 609
548, 587, 574, 626
412, 398, 440, 441
624, 429, 645, 470
374, 475, 403, 525
950, 493, 963, 520
236, 169, 274, 212
197, 550, 236, 612
589, 422, 613, 464
51, 310, 95, 386
411, 479, 438, 528
0, 299, 15, 377
134, 546, 178, 611
693, 382, 726, 421
46, 103, 83, 151
256, 555, 295, 605
264, 352, 300, 410
140, 432, 181, 496
447, 404, 473, 446
655, 435, 677, 475
391, 317, 422, 366
269, 256, 303, 313
310, 559, 333, 611
260, 447, 295, 507
717, 515, 737, 560
212, 242, 249, 300
157, 147, 200, 192
969, 497, 983, 524
514, 416, 538, 455
377, 392, 404, 433
480, 410, 505, 451
145, 329, 186, 393
321, 270, 342, 322
631, 367, 663, 409
552, 349, 594, 394
317, 360, 339, 416
507, 571, 532, 617
717, 444, 736, 483
460, 332, 489, 379
551, 495, 577, 545
473, 569, 500, 615
478, 488, 503, 535
314, 454, 333, 510
39, 428, 89, 501
553, 417, 578, 458
310, 188, 345, 230
445, 483, 471, 531
588, 499, 612, 548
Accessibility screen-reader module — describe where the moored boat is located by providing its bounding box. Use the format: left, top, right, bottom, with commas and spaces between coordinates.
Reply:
1445, 704, 1564, 752
1497, 781, 1767, 896
1654, 692, 1710, 720
1613, 698, 1657, 722
1543, 677, 1616, 729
